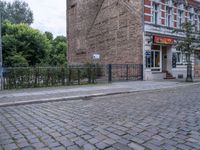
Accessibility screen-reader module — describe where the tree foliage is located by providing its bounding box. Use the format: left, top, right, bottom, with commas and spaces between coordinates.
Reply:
174, 22, 200, 55
2, 22, 67, 67
44, 35, 67, 66
2, 21, 51, 66
0, 0, 33, 25
173, 22, 200, 81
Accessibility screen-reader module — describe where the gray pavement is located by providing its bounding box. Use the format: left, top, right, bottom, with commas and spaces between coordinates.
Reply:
0, 81, 199, 107
1, 84, 200, 150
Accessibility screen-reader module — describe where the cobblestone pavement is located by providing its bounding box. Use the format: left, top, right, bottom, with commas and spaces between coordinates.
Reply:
1, 84, 200, 150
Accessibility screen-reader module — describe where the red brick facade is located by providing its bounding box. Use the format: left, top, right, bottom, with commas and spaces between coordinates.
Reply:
144, 0, 200, 29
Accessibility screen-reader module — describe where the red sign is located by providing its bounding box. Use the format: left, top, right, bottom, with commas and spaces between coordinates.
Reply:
153, 36, 175, 45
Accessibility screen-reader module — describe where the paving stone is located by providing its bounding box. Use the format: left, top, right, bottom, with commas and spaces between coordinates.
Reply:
83, 143, 96, 150
88, 138, 99, 144
102, 138, 116, 145
104, 147, 117, 150
144, 143, 162, 150
3, 143, 18, 150
128, 142, 145, 150
67, 145, 81, 150
1, 84, 200, 150
60, 139, 74, 147
95, 142, 109, 149
162, 144, 176, 150
20, 146, 35, 150
112, 143, 132, 150
176, 144, 191, 150
52, 146, 66, 150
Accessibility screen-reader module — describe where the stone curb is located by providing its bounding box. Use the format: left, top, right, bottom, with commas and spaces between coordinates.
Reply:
0, 82, 200, 107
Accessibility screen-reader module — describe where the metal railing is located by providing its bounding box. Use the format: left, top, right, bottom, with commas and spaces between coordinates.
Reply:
108, 64, 143, 82
0, 64, 143, 90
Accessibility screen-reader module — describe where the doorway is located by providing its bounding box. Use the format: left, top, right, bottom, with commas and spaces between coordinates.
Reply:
195, 51, 200, 77
162, 46, 168, 72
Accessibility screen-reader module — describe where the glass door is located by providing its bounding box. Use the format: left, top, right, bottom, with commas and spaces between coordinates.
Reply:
145, 45, 162, 72
151, 50, 161, 71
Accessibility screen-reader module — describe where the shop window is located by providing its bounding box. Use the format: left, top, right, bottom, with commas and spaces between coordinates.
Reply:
176, 51, 190, 64
146, 50, 161, 71
176, 51, 182, 64
195, 52, 200, 65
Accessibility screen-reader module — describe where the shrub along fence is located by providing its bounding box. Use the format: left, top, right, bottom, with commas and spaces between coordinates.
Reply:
1, 65, 104, 90
0, 64, 143, 90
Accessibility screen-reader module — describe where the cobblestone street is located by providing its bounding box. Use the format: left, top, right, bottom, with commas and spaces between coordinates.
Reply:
1, 84, 200, 150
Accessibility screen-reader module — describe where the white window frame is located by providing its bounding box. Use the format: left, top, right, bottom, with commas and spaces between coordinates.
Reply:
199, 16, 200, 31
152, 3, 160, 25
176, 51, 190, 64
166, 6, 172, 27
189, 13, 194, 25
177, 10, 184, 28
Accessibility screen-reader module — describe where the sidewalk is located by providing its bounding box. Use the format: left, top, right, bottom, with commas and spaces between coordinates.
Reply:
0, 80, 199, 107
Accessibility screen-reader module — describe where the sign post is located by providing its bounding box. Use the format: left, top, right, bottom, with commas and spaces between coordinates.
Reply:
0, 11, 3, 90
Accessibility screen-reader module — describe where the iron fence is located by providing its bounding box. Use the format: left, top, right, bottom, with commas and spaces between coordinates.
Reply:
108, 64, 143, 82
0, 64, 143, 90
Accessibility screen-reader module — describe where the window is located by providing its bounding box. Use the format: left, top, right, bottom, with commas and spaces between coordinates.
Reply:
176, 51, 190, 64
178, 10, 184, 28
166, 6, 172, 27
199, 16, 200, 31
189, 13, 194, 24
146, 49, 161, 71
176, 51, 182, 64
152, 3, 159, 25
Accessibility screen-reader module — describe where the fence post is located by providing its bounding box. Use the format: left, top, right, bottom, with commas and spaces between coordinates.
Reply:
126, 64, 129, 80
108, 64, 112, 83
78, 69, 80, 85
141, 64, 143, 80
91, 66, 94, 84
0, 67, 3, 90
68, 67, 71, 85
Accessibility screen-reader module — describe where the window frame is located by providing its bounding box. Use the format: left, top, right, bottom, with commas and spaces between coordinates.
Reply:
152, 3, 159, 25
176, 51, 190, 65
166, 6, 172, 27
177, 10, 184, 28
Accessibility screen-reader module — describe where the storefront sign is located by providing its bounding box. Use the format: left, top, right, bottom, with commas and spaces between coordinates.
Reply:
154, 36, 175, 45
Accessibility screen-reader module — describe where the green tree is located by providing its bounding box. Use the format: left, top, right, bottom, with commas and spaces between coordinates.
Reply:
44, 31, 53, 41
2, 21, 51, 66
5, 52, 29, 66
0, 0, 33, 25
173, 22, 200, 82
45, 36, 67, 66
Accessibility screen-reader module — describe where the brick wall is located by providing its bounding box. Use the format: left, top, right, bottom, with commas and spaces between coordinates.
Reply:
67, 0, 143, 65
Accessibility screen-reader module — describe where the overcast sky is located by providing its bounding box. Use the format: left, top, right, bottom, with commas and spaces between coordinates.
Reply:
3, 0, 200, 37
4, 0, 66, 37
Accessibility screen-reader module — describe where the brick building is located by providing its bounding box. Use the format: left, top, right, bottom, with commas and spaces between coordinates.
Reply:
67, 0, 200, 80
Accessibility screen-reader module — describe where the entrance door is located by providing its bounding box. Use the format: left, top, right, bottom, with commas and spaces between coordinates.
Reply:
162, 46, 168, 72
195, 51, 200, 77
150, 50, 161, 71
150, 45, 161, 72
